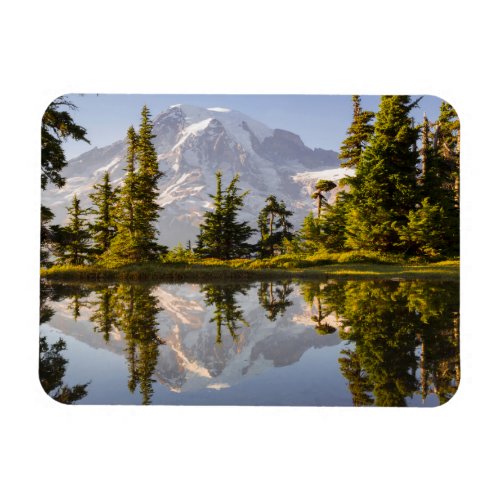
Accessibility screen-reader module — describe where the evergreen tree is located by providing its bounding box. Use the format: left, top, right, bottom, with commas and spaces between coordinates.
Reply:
345, 95, 421, 252
320, 192, 349, 251
53, 195, 92, 265
41, 97, 89, 267
434, 101, 460, 201
257, 196, 294, 257
430, 101, 459, 253
102, 108, 166, 266
338, 95, 375, 170
41, 96, 89, 190
401, 103, 459, 257
196, 171, 254, 259
296, 212, 322, 253
135, 105, 165, 258
41, 206, 56, 267
277, 200, 294, 240
102, 126, 139, 265
311, 179, 337, 218
318, 95, 374, 252
89, 171, 117, 254
398, 198, 449, 257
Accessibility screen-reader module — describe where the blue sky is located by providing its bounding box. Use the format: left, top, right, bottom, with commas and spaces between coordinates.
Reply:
58, 94, 446, 160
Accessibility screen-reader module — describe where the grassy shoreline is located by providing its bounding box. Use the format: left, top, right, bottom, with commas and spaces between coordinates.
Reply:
40, 259, 459, 283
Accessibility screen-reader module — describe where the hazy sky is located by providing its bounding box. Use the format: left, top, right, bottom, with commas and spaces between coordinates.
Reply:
57, 94, 446, 160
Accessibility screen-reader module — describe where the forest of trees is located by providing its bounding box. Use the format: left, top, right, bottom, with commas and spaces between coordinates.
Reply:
41, 95, 459, 268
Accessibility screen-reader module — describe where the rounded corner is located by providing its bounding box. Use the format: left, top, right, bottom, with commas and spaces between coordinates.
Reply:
426, 94, 461, 125
37, 367, 73, 407
40, 93, 75, 123
434, 375, 462, 409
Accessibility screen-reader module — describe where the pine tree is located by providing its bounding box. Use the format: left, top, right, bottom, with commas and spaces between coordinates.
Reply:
41, 97, 89, 190
101, 126, 139, 265
41, 206, 56, 267
433, 101, 459, 253
101, 107, 166, 266
316, 96, 373, 252
89, 171, 117, 254
434, 101, 460, 201
296, 212, 322, 253
196, 170, 225, 257
135, 105, 164, 258
403, 102, 460, 256
398, 198, 449, 257
311, 179, 337, 218
338, 95, 375, 170
196, 171, 254, 259
320, 192, 349, 251
41, 97, 89, 267
53, 194, 92, 265
257, 196, 294, 257
345, 96, 421, 252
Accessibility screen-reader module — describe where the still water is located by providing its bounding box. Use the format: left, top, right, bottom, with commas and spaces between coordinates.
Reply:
39, 279, 459, 406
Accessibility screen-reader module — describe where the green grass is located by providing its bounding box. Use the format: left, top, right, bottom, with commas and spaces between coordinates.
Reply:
41, 253, 459, 283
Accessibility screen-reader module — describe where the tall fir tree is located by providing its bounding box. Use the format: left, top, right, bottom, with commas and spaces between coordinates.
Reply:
338, 95, 375, 170
317, 96, 374, 252
53, 194, 92, 265
320, 191, 349, 251
101, 126, 139, 265
101, 107, 166, 266
135, 105, 164, 258
196, 170, 225, 257
344, 95, 421, 252
196, 171, 254, 259
400, 102, 460, 256
89, 171, 117, 254
296, 212, 322, 253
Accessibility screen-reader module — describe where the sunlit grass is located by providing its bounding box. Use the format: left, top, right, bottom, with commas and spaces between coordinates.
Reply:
41, 253, 459, 282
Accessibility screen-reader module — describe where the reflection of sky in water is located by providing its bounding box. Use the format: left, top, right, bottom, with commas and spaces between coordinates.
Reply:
42, 324, 353, 405
40, 281, 458, 407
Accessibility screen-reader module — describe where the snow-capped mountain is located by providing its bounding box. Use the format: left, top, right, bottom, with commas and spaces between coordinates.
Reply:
43, 104, 354, 246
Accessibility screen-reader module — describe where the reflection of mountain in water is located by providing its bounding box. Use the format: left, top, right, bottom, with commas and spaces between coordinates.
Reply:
46, 283, 340, 395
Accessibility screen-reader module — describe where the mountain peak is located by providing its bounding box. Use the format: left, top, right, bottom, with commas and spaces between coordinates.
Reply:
46, 104, 346, 247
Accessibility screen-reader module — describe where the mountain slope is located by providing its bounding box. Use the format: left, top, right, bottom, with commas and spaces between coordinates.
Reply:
43, 104, 353, 246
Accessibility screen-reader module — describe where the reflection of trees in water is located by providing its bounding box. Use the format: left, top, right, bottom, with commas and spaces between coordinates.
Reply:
308, 280, 460, 406
89, 286, 118, 343
111, 284, 162, 405
39, 336, 89, 404
39, 280, 90, 404
40, 280, 56, 325
86, 284, 164, 404
300, 282, 337, 335
201, 284, 250, 345
44, 281, 163, 405
258, 281, 294, 321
